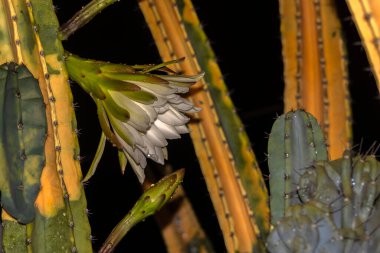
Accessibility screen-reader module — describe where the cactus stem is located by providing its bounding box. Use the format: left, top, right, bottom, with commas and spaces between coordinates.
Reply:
59, 0, 119, 40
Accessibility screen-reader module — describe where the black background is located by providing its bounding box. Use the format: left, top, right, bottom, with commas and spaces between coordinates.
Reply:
54, 0, 380, 252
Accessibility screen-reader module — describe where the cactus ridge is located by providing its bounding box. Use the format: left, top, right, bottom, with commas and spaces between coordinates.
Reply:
0, 63, 46, 224
268, 110, 327, 224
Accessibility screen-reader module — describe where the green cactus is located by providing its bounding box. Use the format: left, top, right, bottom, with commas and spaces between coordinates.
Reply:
267, 110, 380, 253
268, 110, 328, 224
0, 63, 46, 224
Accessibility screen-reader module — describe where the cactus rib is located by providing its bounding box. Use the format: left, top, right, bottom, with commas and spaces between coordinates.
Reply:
139, 0, 270, 251
280, 0, 352, 159
268, 110, 327, 224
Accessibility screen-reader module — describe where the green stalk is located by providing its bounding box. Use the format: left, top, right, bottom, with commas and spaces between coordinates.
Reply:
59, 0, 119, 40
99, 169, 185, 253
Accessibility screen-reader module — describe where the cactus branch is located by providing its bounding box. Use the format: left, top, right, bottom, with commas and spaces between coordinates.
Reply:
59, 0, 119, 40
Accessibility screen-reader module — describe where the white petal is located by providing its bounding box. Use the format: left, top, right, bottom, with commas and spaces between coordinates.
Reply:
109, 91, 150, 132
138, 103, 158, 124
128, 80, 176, 95
175, 125, 189, 134
154, 104, 170, 114
124, 151, 145, 183
162, 147, 168, 160
146, 125, 168, 147
157, 107, 189, 126
154, 119, 181, 139
154, 146, 165, 165
172, 102, 200, 113
119, 121, 144, 147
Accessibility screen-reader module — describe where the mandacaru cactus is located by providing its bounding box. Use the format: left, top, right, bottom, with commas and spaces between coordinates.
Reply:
2, 0, 380, 252
267, 109, 380, 252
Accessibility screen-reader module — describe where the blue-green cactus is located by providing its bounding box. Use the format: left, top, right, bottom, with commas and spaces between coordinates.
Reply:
267, 110, 380, 252
268, 110, 327, 224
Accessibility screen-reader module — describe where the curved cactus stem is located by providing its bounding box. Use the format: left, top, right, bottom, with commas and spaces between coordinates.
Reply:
59, 0, 119, 40
99, 169, 185, 253
345, 0, 380, 92
138, 0, 269, 251
280, 0, 352, 159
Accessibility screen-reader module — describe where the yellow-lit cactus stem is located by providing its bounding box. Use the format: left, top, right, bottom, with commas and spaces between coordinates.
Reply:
139, 0, 270, 252
280, 0, 352, 159
345, 0, 380, 91
65, 53, 203, 183
1, 0, 92, 251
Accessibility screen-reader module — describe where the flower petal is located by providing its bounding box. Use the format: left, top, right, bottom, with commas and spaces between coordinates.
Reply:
109, 91, 151, 132
128, 80, 176, 96
174, 125, 189, 134
157, 107, 189, 126
146, 125, 168, 147
154, 120, 181, 139
102, 98, 130, 123
121, 90, 157, 105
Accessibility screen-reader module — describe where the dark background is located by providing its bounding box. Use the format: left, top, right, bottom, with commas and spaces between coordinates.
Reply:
54, 0, 380, 252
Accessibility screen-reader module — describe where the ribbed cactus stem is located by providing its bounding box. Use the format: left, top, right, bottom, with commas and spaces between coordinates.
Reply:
268, 110, 327, 224
59, 0, 119, 40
